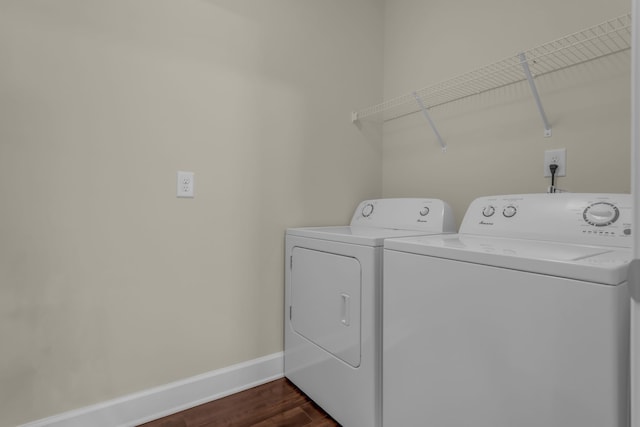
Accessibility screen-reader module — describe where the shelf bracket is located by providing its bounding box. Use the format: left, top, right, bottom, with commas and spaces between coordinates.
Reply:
412, 92, 447, 152
519, 52, 552, 138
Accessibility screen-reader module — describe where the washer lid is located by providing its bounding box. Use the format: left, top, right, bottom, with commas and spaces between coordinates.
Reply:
384, 234, 631, 285
286, 225, 444, 247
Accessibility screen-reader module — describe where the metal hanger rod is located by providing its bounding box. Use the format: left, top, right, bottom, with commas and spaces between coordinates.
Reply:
519, 52, 552, 137
412, 92, 447, 152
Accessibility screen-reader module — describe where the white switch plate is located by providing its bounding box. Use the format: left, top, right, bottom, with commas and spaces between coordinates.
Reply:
543, 148, 566, 177
177, 171, 194, 198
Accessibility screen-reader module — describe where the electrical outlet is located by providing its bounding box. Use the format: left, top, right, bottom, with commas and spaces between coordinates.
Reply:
177, 171, 194, 198
543, 148, 566, 177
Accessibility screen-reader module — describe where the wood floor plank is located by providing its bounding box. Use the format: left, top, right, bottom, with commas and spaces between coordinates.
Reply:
138, 378, 340, 427
299, 402, 332, 422
250, 407, 312, 427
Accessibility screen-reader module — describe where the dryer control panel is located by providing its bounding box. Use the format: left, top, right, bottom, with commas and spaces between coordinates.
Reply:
460, 193, 632, 247
351, 198, 456, 233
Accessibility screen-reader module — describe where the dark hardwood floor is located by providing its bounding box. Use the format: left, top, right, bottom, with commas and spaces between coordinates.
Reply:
138, 378, 340, 427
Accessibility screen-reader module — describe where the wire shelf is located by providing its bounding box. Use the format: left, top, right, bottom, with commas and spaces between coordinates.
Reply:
353, 13, 631, 123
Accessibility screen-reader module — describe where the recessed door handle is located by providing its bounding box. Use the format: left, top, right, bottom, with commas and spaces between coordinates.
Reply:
341, 293, 350, 326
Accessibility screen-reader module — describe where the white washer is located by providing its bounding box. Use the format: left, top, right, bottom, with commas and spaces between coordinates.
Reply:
383, 193, 632, 427
284, 198, 455, 427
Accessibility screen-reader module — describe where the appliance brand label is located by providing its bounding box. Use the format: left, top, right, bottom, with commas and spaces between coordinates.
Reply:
479, 221, 494, 226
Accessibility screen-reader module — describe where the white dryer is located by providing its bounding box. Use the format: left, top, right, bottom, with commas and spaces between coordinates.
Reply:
284, 198, 455, 427
383, 193, 632, 427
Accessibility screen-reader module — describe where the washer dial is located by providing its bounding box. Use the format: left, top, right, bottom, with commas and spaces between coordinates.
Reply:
583, 202, 619, 227
362, 203, 374, 217
419, 207, 430, 217
482, 206, 495, 217
503, 205, 517, 218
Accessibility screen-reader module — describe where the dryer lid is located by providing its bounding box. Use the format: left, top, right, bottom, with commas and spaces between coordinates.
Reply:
286, 198, 456, 246
287, 225, 440, 247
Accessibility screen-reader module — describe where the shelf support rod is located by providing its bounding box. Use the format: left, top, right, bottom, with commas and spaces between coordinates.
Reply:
519, 52, 552, 137
412, 92, 447, 152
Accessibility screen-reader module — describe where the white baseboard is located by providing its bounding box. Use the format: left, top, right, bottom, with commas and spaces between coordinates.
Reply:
20, 352, 284, 427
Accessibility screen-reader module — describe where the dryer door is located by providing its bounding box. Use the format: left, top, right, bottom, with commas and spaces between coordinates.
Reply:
291, 247, 361, 367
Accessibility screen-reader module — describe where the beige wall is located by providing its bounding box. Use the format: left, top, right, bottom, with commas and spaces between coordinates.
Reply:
0, 1, 383, 425
2, 1, 633, 425
382, 0, 632, 226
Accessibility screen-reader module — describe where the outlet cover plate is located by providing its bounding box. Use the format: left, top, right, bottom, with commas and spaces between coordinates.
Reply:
543, 148, 566, 177
177, 171, 194, 198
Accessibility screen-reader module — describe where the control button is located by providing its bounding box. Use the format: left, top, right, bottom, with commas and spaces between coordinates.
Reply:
482, 206, 495, 217
419, 207, 430, 217
362, 203, 374, 217
624, 228, 632, 235
583, 202, 620, 227
503, 205, 517, 218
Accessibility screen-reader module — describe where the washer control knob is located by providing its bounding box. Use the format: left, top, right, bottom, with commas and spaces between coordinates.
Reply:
419, 207, 430, 217
503, 205, 517, 218
362, 203, 374, 218
583, 202, 619, 227
482, 206, 495, 217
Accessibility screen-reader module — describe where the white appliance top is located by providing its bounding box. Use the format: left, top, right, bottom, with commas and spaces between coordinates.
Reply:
384, 193, 632, 285
287, 198, 455, 246
459, 193, 632, 247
